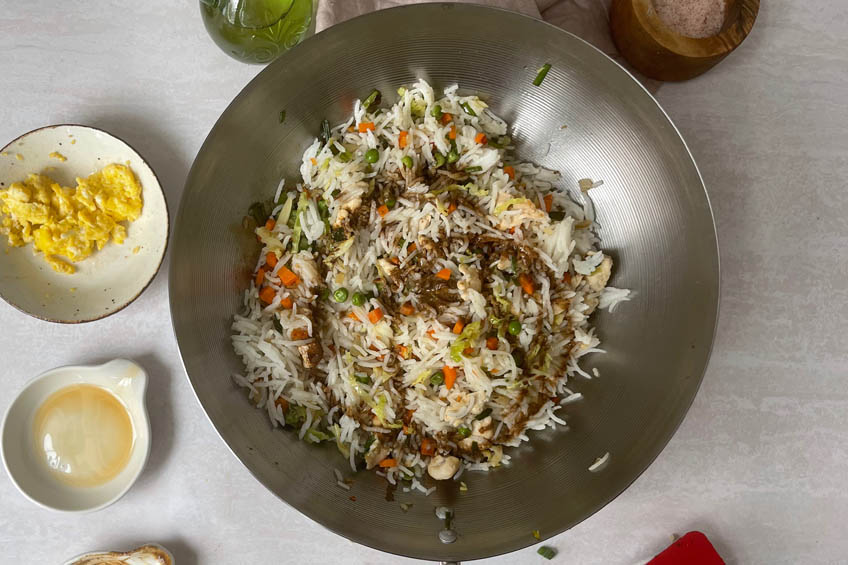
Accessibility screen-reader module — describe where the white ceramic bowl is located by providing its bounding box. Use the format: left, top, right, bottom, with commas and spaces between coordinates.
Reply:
0, 125, 169, 323
1, 359, 151, 512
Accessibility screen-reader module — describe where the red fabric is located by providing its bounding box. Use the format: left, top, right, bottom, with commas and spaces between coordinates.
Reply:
648, 531, 724, 565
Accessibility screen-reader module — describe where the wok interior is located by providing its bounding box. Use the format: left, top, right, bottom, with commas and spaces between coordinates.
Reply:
170, 4, 718, 561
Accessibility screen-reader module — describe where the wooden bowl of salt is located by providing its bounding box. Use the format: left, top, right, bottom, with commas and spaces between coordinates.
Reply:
610, 0, 759, 81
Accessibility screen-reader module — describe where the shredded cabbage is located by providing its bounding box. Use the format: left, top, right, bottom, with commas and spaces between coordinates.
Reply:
495, 197, 531, 215
450, 320, 482, 362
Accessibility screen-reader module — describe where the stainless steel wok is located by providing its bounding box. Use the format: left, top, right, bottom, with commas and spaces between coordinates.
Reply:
170, 4, 719, 561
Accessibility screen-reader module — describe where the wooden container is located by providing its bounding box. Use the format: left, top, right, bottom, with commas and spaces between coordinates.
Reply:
610, 0, 759, 81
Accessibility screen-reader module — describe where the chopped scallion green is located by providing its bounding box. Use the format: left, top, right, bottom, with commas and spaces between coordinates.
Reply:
533, 63, 552, 86
537, 546, 556, 560
460, 101, 477, 116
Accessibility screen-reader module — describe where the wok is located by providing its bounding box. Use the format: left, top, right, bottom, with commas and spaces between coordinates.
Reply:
170, 4, 719, 561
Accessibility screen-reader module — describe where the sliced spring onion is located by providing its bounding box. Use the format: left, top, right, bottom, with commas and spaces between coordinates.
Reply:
465, 166, 483, 173
537, 546, 556, 560
434, 152, 446, 167
362, 89, 382, 110
278, 109, 286, 124
318, 287, 330, 301
475, 407, 492, 421
460, 101, 477, 116
317, 199, 329, 218
386, 197, 396, 209
320, 118, 331, 143
533, 63, 552, 86
447, 149, 459, 164
512, 349, 525, 367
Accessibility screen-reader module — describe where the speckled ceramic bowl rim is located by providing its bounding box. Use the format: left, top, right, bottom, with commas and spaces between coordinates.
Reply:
0, 124, 170, 324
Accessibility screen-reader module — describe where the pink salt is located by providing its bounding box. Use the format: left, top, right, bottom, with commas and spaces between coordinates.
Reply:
653, 0, 727, 38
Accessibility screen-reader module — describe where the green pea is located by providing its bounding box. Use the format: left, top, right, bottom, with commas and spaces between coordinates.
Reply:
338, 151, 352, 163
508, 320, 522, 335
364, 148, 379, 163
430, 371, 445, 386
401, 155, 413, 168
431, 104, 442, 119
447, 149, 460, 164
351, 292, 366, 306
434, 152, 446, 167
386, 197, 396, 209
333, 288, 349, 303
456, 426, 471, 438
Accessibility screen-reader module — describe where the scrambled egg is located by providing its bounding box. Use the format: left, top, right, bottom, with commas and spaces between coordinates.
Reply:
0, 164, 143, 274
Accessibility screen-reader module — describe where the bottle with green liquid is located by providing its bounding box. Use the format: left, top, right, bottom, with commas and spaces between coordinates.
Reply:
200, 0, 313, 64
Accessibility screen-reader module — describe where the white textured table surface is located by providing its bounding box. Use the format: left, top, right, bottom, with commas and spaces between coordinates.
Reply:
2, 2, 847, 564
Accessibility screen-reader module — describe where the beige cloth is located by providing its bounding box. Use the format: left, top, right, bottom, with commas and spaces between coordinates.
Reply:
314, 0, 660, 92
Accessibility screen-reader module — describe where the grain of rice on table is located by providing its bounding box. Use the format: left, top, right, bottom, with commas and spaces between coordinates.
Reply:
231, 80, 630, 488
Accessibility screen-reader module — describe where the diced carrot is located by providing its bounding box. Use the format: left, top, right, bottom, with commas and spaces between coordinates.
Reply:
377, 204, 389, 217
266, 252, 278, 268
462, 347, 474, 356
504, 165, 515, 179
453, 319, 465, 334
486, 336, 499, 350
475, 132, 487, 144
403, 409, 415, 425
443, 366, 457, 390
259, 286, 276, 304
291, 328, 309, 340
427, 329, 436, 339
400, 302, 415, 316
279, 266, 299, 287
280, 296, 293, 309
402, 425, 411, 434
389, 256, 400, 265
397, 345, 410, 359
543, 194, 553, 212
347, 125, 355, 132
255, 267, 266, 287
448, 125, 457, 140
519, 273, 535, 295
358, 122, 375, 133
274, 397, 289, 410
509, 227, 516, 234
447, 201, 457, 214
368, 308, 384, 324
420, 437, 437, 457
563, 272, 572, 284
265, 218, 276, 230
435, 268, 451, 280
407, 242, 417, 253
348, 312, 360, 321
378, 458, 397, 468
441, 113, 453, 124
398, 130, 409, 148
310, 157, 317, 165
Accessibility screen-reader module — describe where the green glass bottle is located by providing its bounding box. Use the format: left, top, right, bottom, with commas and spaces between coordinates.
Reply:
200, 0, 313, 64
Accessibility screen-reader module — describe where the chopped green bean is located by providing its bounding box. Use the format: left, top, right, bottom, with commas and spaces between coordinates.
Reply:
333, 287, 349, 303
401, 155, 413, 168
537, 546, 556, 560
465, 166, 483, 173
434, 152, 446, 167
386, 197, 396, 209
447, 149, 460, 164
533, 63, 552, 86
278, 110, 286, 124
460, 101, 477, 116
365, 148, 379, 163
338, 151, 352, 162
317, 199, 329, 218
